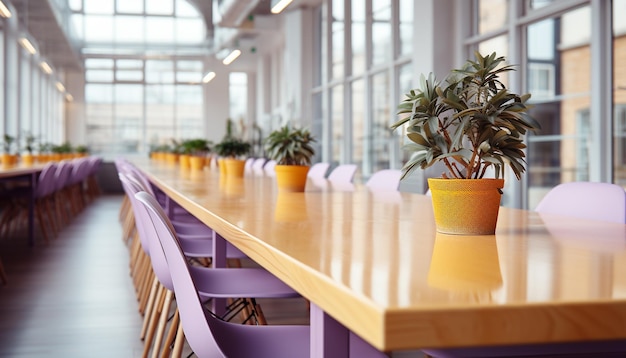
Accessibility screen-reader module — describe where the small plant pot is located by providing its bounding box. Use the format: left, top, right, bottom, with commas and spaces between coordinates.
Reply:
1, 154, 16, 167
275, 165, 309, 192
428, 178, 504, 235
22, 154, 34, 166
179, 154, 191, 170
189, 156, 205, 171
224, 158, 246, 178
165, 153, 179, 165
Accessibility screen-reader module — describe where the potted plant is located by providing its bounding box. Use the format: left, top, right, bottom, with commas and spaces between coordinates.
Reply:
181, 138, 212, 171
391, 52, 540, 234
75, 145, 89, 158
264, 125, 316, 192
2, 134, 17, 166
22, 133, 37, 165
214, 137, 251, 177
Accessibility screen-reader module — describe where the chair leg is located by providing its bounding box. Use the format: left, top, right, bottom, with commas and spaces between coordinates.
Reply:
141, 276, 159, 339
0, 258, 8, 285
151, 290, 174, 358
35, 205, 50, 244
171, 317, 185, 358
142, 285, 166, 358
160, 309, 180, 358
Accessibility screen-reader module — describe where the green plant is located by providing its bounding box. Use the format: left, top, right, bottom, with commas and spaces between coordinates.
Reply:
214, 138, 251, 158
75, 145, 88, 154
181, 138, 212, 156
391, 51, 541, 180
3, 134, 15, 154
23, 133, 36, 154
264, 125, 316, 166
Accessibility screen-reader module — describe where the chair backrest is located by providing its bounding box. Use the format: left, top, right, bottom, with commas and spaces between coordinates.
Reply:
252, 158, 267, 176
264, 160, 277, 177
54, 161, 74, 191
327, 164, 358, 184
36, 163, 58, 198
244, 157, 255, 174
535, 182, 626, 224
307, 162, 329, 180
69, 158, 90, 185
134, 191, 223, 358
365, 169, 401, 192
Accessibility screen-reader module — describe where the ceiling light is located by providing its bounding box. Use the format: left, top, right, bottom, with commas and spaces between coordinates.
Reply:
222, 49, 241, 65
56, 82, 65, 92
0, 1, 12, 18
202, 72, 216, 83
19, 37, 37, 55
40, 61, 53, 74
271, 0, 293, 14
65, 94, 74, 102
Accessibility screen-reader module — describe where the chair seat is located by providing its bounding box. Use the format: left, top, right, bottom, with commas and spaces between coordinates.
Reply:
190, 266, 300, 298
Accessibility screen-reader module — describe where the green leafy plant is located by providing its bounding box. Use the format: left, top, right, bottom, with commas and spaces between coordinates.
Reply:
214, 138, 251, 158
264, 125, 316, 166
391, 51, 541, 180
181, 138, 212, 156
75, 145, 89, 154
3, 134, 15, 154
23, 133, 37, 154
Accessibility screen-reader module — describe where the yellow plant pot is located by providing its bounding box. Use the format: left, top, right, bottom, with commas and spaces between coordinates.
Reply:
166, 153, 179, 165
179, 154, 191, 170
189, 156, 206, 171
1, 154, 16, 167
224, 158, 246, 178
22, 154, 34, 166
275, 165, 310, 192
428, 178, 504, 235
428, 233, 502, 292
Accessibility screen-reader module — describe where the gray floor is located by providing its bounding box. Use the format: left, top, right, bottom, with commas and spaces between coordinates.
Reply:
0, 194, 423, 358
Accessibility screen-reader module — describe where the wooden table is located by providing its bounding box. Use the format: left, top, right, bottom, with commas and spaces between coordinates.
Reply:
0, 163, 45, 245
136, 160, 626, 356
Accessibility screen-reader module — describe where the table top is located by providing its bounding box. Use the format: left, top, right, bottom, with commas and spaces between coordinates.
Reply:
0, 163, 45, 179
136, 160, 626, 352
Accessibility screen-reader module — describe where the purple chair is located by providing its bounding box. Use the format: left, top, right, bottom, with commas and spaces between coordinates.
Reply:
307, 162, 330, 180
534, 182, 626, 223
365, 169, 402, 192
264, 159, 277, 177
423, 181, 626, 358
252, 158, 268, 176
122, 176, 301, 356
327, 164, 358, 184
135, 191, 389, 358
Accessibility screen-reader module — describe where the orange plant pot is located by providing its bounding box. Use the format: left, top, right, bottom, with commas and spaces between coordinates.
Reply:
189, 156, 205, 171
179, 154, 191, 170
165, 153, 179, 165
275, 165, 310, 192
22, 154, 35, 166
428, 178, 504, 235
224, 158, 246, 178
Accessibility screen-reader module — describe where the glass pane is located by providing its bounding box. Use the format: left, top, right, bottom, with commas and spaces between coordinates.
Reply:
312, 92, 324, 162
175, 18, 205, 44
331, 1, 344, 79
117, 59, 143, 69
146, 17, 175, 43
371, 71, 390, 172
176, 0, 199, 17
315, 4, 327, 86
352, 1, 365, 75
86, 69, 114, 82
146, 0, 174, 15
83, 15, 114, 42
478, 35, 509, 86
69, 0, 82, 11
116, 70, 143, 81
399, 0, 413, 56
613, 0, 626, 185
352, 79, 365, 172
146, 85, 175, 138
146, 60, 175, 83
526, 6, 592, 209
229, 72, 248, 122
85, 58, 114, 69
478, 0, 508, 35
398, 63, 413, 166
371, 0, 391, 65
176, 71, 201, 83
331, 85, 344, 163
116, 0, 143, 14
176, 85, 203, 139
84, 0, 114, 14
177, 60, 203, 71
115, 16, 145, 43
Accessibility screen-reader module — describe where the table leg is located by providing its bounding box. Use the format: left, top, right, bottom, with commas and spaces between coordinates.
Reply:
28, 173, 36, 246
211, 231, 227, 316
311, 303, 349, 358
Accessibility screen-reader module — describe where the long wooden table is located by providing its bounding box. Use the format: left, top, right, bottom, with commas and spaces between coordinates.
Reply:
136, 160, 626, 356
0, 163, 46, 245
